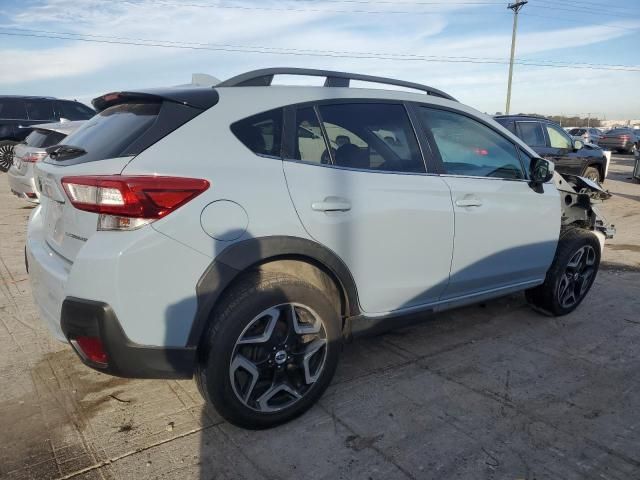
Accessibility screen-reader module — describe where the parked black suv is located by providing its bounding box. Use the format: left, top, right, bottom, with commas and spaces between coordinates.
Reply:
0, 96, 95, 171
494, 115, 608, 183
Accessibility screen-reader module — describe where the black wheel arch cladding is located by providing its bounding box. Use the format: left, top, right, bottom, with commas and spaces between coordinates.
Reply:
188, 236, 360, 348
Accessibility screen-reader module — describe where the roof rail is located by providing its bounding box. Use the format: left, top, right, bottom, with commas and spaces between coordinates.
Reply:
217, 68, 457, 102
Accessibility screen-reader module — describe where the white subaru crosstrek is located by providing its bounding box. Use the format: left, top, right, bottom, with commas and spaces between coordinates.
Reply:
27, 68, 613, 429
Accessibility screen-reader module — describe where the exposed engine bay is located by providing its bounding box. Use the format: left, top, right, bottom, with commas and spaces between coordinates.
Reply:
554, 172, 615, 239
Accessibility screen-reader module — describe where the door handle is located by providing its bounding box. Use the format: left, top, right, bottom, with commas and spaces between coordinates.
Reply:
311, 197, 351, 212
455, 197, 483, 208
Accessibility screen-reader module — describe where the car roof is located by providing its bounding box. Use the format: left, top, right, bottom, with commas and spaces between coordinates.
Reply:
0, 95, 58, 100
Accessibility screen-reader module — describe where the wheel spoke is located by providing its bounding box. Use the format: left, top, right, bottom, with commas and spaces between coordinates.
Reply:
257, 382, 302, 412
567, 247, 585, 270
579, 269, 595, 295
229, 355, 260, 404
291, 304, 322, 335
302, 338, 327, 384
557, 274, 571, 304
237, 307, 280, 345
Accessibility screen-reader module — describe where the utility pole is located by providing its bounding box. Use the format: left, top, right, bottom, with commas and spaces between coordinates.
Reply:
505, 1, 528, 114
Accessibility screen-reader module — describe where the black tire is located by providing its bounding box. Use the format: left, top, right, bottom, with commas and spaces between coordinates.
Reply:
0, 140, 17, 173
525, 229, 601, 316
196, 272, 341, 429
583, 166, 601, 183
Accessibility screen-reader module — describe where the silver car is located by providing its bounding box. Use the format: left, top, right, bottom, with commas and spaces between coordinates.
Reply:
568, 127, 602, 145
7, 121, 84, 203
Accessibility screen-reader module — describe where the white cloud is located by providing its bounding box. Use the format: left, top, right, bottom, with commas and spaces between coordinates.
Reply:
1, 0, 639, 117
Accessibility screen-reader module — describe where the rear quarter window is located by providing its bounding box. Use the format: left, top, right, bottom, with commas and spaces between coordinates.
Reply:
231, 109, 283, 157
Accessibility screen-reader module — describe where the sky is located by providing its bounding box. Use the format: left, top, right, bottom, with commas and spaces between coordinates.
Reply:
0, 0, 639, 119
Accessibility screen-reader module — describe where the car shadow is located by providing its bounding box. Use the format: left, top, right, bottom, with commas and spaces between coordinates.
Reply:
156, 226, 572, 477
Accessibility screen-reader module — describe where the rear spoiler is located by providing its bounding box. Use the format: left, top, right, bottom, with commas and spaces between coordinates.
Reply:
92, 87, 219, 113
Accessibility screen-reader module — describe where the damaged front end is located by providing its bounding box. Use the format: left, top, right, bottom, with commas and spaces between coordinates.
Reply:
554, 172, 616, 240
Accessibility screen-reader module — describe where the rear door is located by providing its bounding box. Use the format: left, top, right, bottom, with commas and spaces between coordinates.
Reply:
541, 122, 584, 175
283, 102, 454, 314
418, 107, 559, 300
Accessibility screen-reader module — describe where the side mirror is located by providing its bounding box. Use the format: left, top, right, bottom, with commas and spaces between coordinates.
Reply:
573, 139, 584, 151
530, 157, 554, 185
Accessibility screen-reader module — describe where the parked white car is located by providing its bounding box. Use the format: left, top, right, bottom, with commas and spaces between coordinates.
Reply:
7, 121, 85, 203
26, 68, 613, 429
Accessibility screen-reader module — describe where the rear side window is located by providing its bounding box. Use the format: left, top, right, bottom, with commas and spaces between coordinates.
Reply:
516, 122, 546, 147
420, 107, 524, 180
569, 128, 586, 136
0, 99, 26, 119
58, 101, 94, 120
295, 107, 329, 164
25, 129, 66, 148
57, 102, 160, 162
231, 109, 283, 157
316, 103, 424, 173
26, 100, 55, 120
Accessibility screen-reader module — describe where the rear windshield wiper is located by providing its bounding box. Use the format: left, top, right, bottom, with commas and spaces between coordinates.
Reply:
46, 144, 87, 161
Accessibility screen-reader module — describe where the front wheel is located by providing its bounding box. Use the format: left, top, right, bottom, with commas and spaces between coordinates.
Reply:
583, 166, 601, 183
196, 272, 341, 429
525, 229, 601, 316
0, 140, 17, 173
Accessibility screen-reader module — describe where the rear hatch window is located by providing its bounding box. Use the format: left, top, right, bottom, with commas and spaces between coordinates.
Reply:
45, 89, 219, 165
25, 129, 66, 148
50, 103, 161, 163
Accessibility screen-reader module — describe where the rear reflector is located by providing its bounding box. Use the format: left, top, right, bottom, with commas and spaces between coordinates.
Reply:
61, 175, 209, 230
72, 336, 108, 366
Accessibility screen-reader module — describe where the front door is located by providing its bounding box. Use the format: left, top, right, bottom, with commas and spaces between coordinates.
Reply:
283, 102, 454, 314
417, 107, 560, 299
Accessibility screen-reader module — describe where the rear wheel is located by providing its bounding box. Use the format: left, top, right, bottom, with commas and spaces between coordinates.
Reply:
196, 272, 341, 429
525, 229, 601, 316
0, 140, 17, 173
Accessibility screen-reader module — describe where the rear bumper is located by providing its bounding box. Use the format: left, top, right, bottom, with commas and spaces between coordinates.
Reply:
7, 167, 39, 203
61, 298, 196, 378
599, 140, 631, 150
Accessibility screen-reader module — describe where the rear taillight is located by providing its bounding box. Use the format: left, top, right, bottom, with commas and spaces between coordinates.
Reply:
61, 175, 210, 231
22, 152, 47, 163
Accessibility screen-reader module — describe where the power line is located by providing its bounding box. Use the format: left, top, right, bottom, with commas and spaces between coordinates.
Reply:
555, 0, 632, 12
520, 12, 640, 32
2, 28, 639, 72
111, 0, 505, 15
528, 2, 632, 20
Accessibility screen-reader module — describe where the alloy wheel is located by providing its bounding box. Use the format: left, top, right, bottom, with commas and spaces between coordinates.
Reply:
229, 303, 328, 413
0, 143, 15, 172
557, 245, 597, 309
